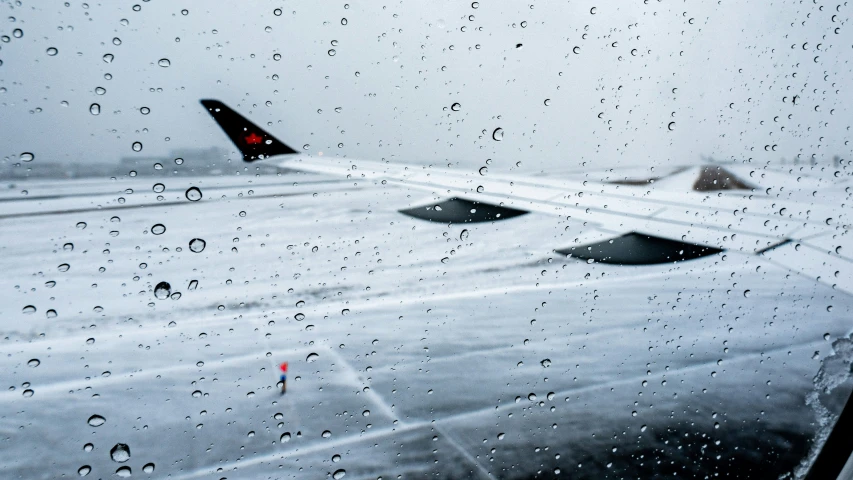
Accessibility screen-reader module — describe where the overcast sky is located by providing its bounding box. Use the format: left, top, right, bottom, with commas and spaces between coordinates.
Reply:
0, 0, 849, 175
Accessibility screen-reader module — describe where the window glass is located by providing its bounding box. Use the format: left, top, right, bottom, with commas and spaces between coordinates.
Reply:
1, 2, 851, 479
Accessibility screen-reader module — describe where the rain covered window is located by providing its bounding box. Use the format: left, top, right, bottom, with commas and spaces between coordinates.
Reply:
1, 1, 852, 479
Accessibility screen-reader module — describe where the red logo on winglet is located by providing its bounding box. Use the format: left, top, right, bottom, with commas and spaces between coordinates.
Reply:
244, 133, 263, 145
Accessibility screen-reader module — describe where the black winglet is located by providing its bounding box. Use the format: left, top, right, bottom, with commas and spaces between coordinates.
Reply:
200, 99, 298, 162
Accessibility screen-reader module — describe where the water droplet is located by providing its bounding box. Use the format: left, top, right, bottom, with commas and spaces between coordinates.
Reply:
58, 263, 70, 272
115, 466, 131, 478
332, 454, 341, 462
140, 106, 150, 115
497, 432, 505, 440
479, 167, 488, 175
154, 281, 172, 300
22, 389, 34, 397
142, 463, 154, 473
492, 128, 503, 141
103, 53, 114, 63
573, 46, 580, 54
28, 358, 40, 367
86, 338, 95, 345
667, 121, 675, 131
95, 87, 106, 95
78, 465, 91, 476
280, 432, 291, 442
185, 187, 202, 201
20, 152, 34, 162
83, 443, 93, 452
341, 18, 348, 25
45, 309, 57, 318
63, 242, 74, 251
151, 224, 166, 235
540, 359, 551, 368
158, 58, 170, 67
191, 390, 201, 398
189, 238, 206, 253
824, 333, 831, 341
87, 415, 106, 427
544, 99, 551, 106
131, 141, 143, 152
295, 312, 305, 321
76, 222, 87, 229
362, 410, 370, 416
460, 229, 469, 240
110, 443, 130, 463
528, 393, 537, 401
451, 102, 461, 111
188, 280, 198, 290
12, 28, 23, 38
322, 430, 332, 438
333, 469, 346, 479
328, 49, 336, 56
22, 305, 36, 314
306, 352, 319, 362
46, 47, 58, 56
152, 183, 165, 193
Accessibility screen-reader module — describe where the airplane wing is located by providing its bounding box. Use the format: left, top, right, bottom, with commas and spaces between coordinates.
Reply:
200, 99, 853, 297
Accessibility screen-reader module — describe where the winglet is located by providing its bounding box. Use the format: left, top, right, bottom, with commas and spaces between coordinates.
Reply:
200, 99, 298, 162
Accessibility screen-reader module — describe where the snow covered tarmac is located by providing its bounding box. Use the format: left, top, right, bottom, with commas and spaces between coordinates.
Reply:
0, 171, 850, 479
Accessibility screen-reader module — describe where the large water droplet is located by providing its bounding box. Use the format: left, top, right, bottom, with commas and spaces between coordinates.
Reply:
115, 466, 131, 478
46, 47, 58, 56
188, 279, 198, 290
20, 152, 34, 162
189, 238, 206, 253
131, 141, 143, 152
158, 58, 170, 67
28, 358, 40, 367
87, 415, 106, 427
103, 53, 114, 63
322, 430, 332, 438
492, 128, 503, 141
110, 443, 130, 463
154, 282, 172, 300
478, 167, 488, 175
667, 121, 675, 131
58, 263, 70, 272
142, 463, 155, 473
333, 469, 346, 479
306, 352, 319, 362
540, 358, 551, 368
280, 432, 291, 442
78, 465, 91, 476
451, 102, 461, 111
22, 305, 36, 314
151, 224, 166, 235
185, 187, 202, 201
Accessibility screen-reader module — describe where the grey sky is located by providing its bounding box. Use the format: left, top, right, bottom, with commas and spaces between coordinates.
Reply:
0, 0, 849, 175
